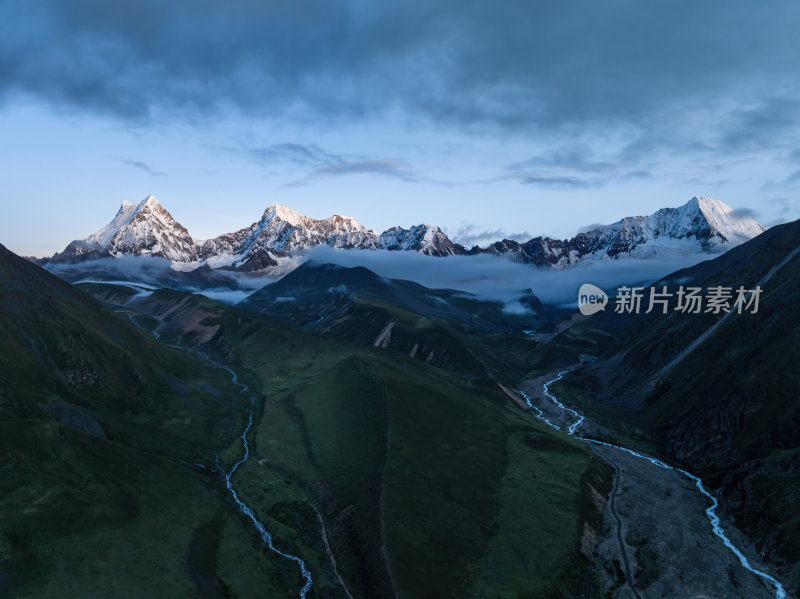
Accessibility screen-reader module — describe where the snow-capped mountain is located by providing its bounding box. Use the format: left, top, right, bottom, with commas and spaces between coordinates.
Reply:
54, 196, 198, 263
378, 224, 464, 256
469, 196, 765, 267
194, 204, 464, 269
50, 195, 764, 271
198, 203, 380, 269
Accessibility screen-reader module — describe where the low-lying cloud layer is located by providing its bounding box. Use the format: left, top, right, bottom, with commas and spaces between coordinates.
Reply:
303, 246, 713, 305
45, 256, 275, 305
43, 247, 717, 309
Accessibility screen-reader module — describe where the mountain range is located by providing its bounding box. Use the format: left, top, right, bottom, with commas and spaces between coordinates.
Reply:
3, 208, 798, 597
48, 195, 764, 271
0, 240, 607, 598
66, 215, 800, 596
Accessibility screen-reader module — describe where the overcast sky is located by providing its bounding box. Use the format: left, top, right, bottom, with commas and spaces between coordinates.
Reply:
2, 0, 799, 256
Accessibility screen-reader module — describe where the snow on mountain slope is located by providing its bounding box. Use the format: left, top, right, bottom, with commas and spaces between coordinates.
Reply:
693, 196, 765, 243
379, 224, 464, 256
49, 195, 765, 271
85, 199, 144, 247
471, 197, 765, 268
601, 196, 764, 248
71, 196, 198, 262
198, 203, 380, 267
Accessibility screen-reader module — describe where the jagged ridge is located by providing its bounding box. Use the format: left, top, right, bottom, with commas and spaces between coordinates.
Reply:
51, 195, 764, 270
468, 196, 765, 267
54, 196, 197, 263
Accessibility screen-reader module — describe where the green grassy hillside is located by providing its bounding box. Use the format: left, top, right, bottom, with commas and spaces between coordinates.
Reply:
87, 272, 610, 597
237, 262, 567, 384
0, 243, 304, 597
3, 244, 611, 598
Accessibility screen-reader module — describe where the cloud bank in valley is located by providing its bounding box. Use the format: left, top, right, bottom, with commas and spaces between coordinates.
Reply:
302, 246, 715, 305
44, 256, 276, 305
41, 246, 719, 308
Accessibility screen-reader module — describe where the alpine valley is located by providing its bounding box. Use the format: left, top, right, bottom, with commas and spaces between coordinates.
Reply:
2, 196, 798, 599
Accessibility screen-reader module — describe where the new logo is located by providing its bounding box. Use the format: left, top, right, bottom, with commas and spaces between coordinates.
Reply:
578, 283, 608, 316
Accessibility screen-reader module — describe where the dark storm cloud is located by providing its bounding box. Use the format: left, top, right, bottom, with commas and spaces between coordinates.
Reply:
2, 0, 799, 137
123, 160, 165, 176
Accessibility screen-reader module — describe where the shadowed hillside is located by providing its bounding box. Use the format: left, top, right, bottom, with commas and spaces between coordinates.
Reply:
548, 220, 800, 594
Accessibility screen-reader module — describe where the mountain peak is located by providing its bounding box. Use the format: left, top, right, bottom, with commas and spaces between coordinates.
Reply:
688, 195, 717, 206
120, 195, 161, 211
82, 196, 197, 262
684, 195, 765, 243
685, 195, 731, 217
51, 194, 767, 271
198, 202, 380, 264
261, 203, 313, 228
378, 223, 461, 256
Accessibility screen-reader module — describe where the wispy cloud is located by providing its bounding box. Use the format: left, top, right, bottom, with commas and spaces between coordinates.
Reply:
717, 97, 800, 153
761, 167, 800, 191
244, 143, 341, 168
123, 160, 165, 176
761, 197, 799, 226
786, 169, 800, 184
516, 174, 600, 189
237, 141, 448, 186
621, 170, 653, 181
728, 207, 759, 220
497, 143, 624, 189
287, 159, 421, 186
509, 144, 614, 173
481, 168, 605, 189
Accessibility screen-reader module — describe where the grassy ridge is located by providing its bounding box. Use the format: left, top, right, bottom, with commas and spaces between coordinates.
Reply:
199, 307, 601, 598
6, 247, 612, 598
0, 245, 307, 597
0, 418, 309, 598
236, 261, 568, 385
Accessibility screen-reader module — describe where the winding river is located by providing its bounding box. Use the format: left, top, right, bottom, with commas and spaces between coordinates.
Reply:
519, 370, 787, 599
127, 314, 314, 598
